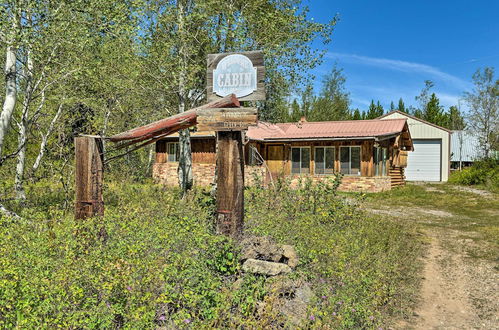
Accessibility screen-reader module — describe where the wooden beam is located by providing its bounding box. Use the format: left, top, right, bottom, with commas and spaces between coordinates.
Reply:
109, 94, 240, 143
75, 137, 104, 219
215, 131, 244, 238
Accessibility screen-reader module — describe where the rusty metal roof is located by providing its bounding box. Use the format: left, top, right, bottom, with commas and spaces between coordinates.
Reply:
247, 119, 409, 141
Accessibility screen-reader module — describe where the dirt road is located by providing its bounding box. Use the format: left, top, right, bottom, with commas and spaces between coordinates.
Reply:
365, 185, 499, 329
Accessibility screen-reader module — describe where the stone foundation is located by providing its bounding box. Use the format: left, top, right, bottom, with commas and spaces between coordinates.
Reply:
153, 163, 391, 192
153, 163, 266, 187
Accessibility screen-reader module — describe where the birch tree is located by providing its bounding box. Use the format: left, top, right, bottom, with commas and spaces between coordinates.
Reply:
0, 2, 21, 159
464, 67, 499, 158
142, 0, 334, 194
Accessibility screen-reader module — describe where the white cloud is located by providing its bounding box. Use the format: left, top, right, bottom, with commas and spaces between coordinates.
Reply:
327, 52, 471, 90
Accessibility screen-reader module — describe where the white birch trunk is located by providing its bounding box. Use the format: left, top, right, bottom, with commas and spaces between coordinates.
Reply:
14, 47, 34, 200
0, 45, 17, 158
32, 103, 64, 173
177, 0, 193, 195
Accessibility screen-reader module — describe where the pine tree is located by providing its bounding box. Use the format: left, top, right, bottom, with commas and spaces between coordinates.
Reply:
290, 99, 302, 122
352, 108, 362, 120
398, 98, 406, 112
446, 105, 465, 130
376, 101, 384, 117
423, 93, 447, 126
365, 100, 384, 119
390, 101, 395, 111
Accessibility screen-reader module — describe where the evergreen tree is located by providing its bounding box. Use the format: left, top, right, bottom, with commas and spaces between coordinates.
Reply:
390, 101, 395, 111
446, 105, 465, 130
352, 108, 362, 120
289, 99, 302, 122
421, 93, 448, 127
301, 84, 315, 119
376, 101, 384, 117
398, 98, 406, 112
365, 100, 384, 119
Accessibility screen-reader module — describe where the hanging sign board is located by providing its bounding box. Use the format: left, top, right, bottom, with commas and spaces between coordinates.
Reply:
197, 107, 257, 132
207, 51, 265, 102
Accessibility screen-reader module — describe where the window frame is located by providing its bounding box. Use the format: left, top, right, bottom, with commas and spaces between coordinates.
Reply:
167, 142, 179, 163
314, 146, 336, 175
339, 146, 361, 176
373, 146, 388, 176
290, 146, 311, 175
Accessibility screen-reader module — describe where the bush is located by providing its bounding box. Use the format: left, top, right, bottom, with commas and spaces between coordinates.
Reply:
0, 179, 421, 328
246, 177, 422, 328
449, 158, 499, 190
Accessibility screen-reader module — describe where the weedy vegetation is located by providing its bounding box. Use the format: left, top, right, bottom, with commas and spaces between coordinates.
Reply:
0, 177, 422, 328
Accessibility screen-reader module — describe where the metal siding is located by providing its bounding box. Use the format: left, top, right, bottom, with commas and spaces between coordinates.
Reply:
406, 140, 442, 181
380, 113, 449, 181
451, 131, 483, 162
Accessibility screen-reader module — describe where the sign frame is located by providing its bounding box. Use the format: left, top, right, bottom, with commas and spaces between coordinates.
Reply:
207, 51, 265, 102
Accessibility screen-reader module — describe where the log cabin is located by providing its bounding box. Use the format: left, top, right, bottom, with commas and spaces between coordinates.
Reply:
153, 117, 413, 192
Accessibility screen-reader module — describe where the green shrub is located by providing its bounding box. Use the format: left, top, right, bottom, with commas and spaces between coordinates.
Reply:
246, 177, 422, 328
450, 158, 499, 190
0, 179, 421, 328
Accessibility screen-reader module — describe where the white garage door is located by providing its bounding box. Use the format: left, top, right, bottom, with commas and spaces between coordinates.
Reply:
406, 139, 441, 181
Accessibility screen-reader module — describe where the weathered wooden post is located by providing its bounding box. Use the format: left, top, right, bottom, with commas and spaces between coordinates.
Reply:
205, 51, 265, 238
198, 108, 257, 237
215, 131, 245, 237
75, 136, 104, 219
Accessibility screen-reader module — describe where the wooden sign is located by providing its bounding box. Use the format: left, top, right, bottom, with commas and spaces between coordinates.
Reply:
207, 51, 265, 102
197, 107, 257, 132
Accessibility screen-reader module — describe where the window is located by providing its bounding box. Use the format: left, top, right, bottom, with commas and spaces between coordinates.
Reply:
167, 142, 179, 162
340, 146, 361, 175
315, 147, 335, 174
291, 147, 310, 174
373, 147, 388, 176
248, 145, 261, 166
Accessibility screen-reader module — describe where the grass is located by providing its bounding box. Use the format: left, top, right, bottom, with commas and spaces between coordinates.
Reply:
365, 183, 499, 260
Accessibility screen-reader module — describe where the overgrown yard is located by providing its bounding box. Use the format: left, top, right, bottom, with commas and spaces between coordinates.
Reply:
364, 183, 499, 329
0, 179, 422, 328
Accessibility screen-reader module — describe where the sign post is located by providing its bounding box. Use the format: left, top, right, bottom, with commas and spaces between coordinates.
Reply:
205, 51, 264, 238
75, 136, 104, 220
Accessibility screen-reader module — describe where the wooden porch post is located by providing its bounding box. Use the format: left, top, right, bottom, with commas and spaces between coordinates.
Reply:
75, 136, 104, 219
216, 131, 244, 238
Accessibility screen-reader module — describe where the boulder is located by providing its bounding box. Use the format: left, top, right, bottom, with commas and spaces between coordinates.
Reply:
281, 244, 299, 268
242, 259, 291, 276
280, 284, 314, 326
240, 236, 283, 262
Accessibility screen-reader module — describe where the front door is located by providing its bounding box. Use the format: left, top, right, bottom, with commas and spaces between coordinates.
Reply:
267, 145, 284, 179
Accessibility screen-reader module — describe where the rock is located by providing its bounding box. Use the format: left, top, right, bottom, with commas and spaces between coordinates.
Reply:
240, 236, 283, 262
242, 258, 291, 276
281, 244, 299, 268
266, 278, 314, 326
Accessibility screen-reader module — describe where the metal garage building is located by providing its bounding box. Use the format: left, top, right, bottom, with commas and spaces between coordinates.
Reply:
379, 111, 451, 182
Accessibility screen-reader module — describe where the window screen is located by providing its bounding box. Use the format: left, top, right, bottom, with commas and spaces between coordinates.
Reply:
291, 147, 310, 174
167, 142, 179, 162
315, 147, 335, 174
340, 146, 361, 175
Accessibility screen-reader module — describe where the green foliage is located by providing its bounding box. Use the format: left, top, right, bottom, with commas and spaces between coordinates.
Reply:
246, 177, 422, 328
365, 100, 384, 119
449, 158, 499, 191
308, 65, 351, 121
398, 98, 406, 113
463, 67, 499, 157
0, 178, 421, 328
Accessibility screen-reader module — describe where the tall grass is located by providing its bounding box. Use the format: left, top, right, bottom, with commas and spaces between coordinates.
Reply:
0, 178, 422, 328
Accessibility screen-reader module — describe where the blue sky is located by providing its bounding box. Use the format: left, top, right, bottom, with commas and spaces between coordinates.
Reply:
305, 0, 499, 112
